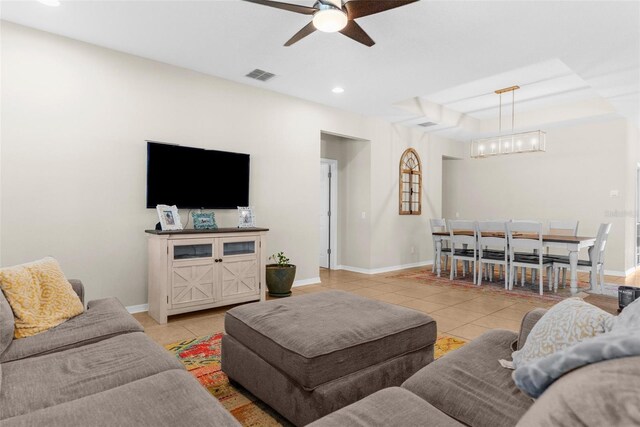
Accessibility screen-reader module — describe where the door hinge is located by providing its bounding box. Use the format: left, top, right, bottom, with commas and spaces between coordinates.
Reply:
328, 172, 332, 178
166, 295, 169, 304
327, 249, 331, 254
328, 210, 331, 217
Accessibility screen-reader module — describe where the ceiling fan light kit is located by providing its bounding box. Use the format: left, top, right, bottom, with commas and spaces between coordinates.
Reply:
245, 0, 418, 46
313, 8, 348, 32
470, 85, 546, 159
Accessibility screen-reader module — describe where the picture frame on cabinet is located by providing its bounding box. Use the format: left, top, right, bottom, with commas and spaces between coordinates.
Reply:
238, 206, 256, 228
192, 212, 217, 230
156, 204, 183, 231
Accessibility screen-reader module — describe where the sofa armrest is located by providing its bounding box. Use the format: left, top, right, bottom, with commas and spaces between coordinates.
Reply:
68, 279, 85, 305
513, 308, 547, 351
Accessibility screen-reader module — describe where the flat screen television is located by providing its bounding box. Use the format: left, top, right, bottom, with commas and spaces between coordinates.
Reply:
146, 142, 250, 209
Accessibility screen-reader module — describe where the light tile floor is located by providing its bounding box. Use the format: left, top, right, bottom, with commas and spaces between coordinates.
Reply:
138, 266, 620, 346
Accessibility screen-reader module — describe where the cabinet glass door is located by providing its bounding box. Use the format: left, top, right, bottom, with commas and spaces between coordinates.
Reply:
223, 241, 256, 257
170, 238, 215, 261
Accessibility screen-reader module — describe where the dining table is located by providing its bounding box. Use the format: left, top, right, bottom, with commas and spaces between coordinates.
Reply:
432, 231, 597, 295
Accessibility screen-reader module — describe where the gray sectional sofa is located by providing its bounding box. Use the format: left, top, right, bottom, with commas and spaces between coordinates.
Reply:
311, 308, 640, 427
0, 280, 240, 427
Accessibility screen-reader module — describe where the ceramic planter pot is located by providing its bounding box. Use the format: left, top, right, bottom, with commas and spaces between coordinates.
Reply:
265, 264, 296, 297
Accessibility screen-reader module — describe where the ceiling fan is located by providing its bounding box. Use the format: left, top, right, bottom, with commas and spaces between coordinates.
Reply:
244, 0, 418, 47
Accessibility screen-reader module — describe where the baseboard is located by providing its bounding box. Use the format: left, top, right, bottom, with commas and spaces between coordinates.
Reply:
604, 267, 637, 277
293, 277, 322, 287
334, 260, 433, 275
126, 303, 149, 314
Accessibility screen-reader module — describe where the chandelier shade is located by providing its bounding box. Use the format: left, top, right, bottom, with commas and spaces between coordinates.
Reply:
470, 85, 545, 159
470, 130, 546, 158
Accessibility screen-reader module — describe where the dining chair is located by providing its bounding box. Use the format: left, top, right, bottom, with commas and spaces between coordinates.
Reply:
507, 221, 554, 295
545, 220, 580, 287
477, 221, 509, 289
430, 218, 450, 274
447, 220, 478, 284
552, 223, 612, 294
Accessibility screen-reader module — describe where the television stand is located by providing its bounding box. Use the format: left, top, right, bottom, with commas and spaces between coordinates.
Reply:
145, 227, 269, 324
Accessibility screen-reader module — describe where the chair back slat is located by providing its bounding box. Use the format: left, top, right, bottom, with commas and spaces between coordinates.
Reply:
447, 220, 477, 249
430, 218, 447, 233
592, 223, 612, 264
507, 221, 543, 251
549, 220, 579, 236
477, 221, 508, 249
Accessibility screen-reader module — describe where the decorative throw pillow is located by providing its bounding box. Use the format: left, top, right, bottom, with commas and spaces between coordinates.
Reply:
513, 297, 640, 398
0, 257, 84, 339
511, 298, 614, 369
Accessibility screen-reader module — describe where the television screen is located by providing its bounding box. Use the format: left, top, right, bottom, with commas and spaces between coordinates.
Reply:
146, 142, 250, 209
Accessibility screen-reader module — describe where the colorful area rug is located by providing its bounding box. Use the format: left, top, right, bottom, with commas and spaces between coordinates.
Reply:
166, 333, 466, 427
392, 268, 592, 303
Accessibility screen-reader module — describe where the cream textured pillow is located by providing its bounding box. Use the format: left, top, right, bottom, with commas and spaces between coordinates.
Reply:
0, 257, 84, 338
512, 298, 614, 369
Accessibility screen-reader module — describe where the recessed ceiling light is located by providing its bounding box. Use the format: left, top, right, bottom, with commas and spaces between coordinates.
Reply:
38, 0, 60, 6
332, 87, 344, 94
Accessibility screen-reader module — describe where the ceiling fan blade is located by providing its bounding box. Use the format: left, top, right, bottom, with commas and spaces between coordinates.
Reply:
339, 20, 375, 46
284, 21, 317, 46
244, 0, 317, 15
343, 0, 418, 20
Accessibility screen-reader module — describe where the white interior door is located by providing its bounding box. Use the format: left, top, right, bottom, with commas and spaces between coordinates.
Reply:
319, 162, 330, 268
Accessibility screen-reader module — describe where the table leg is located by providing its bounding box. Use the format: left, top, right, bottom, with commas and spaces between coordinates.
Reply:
569, 250, 579, 294
436, 239, 442, 277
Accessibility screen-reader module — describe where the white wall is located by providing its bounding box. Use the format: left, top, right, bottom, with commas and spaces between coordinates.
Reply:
1, 22, 461, 306
443, 118, 635, 274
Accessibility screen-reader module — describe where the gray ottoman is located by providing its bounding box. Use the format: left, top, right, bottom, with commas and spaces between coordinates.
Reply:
221, 290, 436, 426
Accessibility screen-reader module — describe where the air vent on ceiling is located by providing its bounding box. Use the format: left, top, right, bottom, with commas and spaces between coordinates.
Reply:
245, 69, 276, 82
418, 121, 438, 128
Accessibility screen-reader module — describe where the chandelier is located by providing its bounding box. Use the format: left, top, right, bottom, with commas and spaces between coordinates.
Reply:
470, 85, 545, 158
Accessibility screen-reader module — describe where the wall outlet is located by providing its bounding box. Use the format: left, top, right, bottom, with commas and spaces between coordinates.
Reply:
610, 190, 619, 198
410, 246, 415, 254
455, 212, 460, 218
361, 211, 366, 219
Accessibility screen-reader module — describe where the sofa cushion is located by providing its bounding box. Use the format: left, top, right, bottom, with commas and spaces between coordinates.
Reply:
512, 298, 614, 369
513, 297, 640, 398
307, 387, 464, 427
0, 332, 183, 420
0, 369, 240, 427
402, 329, 534, 427
516, 356, 640, 427
0, 297, 144, 363
225, 290, 436, 390
0, 257, 84, 338
0, 290, 14, 355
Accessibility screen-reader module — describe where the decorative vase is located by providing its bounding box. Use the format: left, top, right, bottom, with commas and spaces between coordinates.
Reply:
265, 264, 296, 297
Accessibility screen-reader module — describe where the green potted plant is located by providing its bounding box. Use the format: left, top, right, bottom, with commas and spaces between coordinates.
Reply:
265, 252, 296, 297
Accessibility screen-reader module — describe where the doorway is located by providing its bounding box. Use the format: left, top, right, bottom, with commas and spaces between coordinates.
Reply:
319, 158, 338, 269
636, 164, 640, 266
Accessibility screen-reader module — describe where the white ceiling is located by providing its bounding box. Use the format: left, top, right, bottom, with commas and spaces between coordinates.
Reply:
2, 0, 639, 138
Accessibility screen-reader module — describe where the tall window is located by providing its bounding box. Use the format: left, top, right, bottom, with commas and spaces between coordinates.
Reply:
399, 148, 422, 215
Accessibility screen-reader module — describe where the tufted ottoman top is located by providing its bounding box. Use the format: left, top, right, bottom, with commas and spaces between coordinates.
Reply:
225, 290, 436, 390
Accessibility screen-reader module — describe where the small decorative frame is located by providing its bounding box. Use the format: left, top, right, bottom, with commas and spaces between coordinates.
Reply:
156, 205, 183, 230
237, 206, 256, 228
192, 212, 217, 230
399, 148, 422, 215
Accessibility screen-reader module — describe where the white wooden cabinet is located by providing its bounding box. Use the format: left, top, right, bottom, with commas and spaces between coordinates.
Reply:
146, 228, 268, 324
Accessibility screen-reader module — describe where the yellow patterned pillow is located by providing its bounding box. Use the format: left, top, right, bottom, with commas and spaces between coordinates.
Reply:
0, 257, 84, 338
